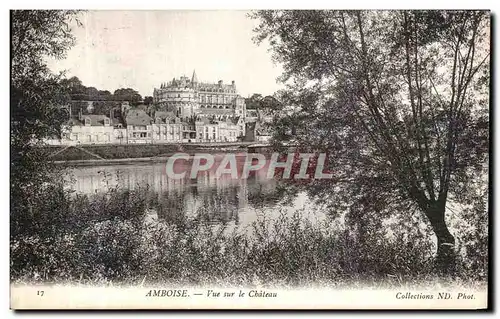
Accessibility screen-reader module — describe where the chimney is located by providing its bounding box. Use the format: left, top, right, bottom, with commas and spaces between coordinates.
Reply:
78, 108, 82, 121
231, 80, 235, 86
121, 101, 130, 114
109, 109, 114, 122
218, 80, 223, 86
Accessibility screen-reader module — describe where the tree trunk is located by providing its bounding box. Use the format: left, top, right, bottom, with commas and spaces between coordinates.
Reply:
426, 203, 456, 276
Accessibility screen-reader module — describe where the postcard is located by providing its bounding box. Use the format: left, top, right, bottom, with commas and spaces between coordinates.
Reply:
10, 9, 490, 310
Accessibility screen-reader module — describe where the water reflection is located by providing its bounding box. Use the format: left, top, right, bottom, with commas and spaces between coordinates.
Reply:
65, 154, 320, 227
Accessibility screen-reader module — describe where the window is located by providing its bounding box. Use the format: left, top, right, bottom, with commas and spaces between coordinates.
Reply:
104, 118, 110, 126
85, 118, 91, 126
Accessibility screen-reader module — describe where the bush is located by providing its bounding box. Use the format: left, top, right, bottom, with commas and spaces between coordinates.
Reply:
10, 182, 488, 287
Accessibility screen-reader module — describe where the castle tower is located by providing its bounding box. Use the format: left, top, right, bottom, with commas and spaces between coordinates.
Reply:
192, 69, 198, 84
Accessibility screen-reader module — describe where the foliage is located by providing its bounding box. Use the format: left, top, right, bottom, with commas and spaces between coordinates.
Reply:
245, 93, 282, 111
144, 96, 154, 105
60, 76, 113, 101
10, 184, 488, 286
453, 184, 489, 281
11, 10, 82, 237
60, 76, 143, 104
113, 88, 143, 104
250, 10, 490, 272
245, 93, 264, 109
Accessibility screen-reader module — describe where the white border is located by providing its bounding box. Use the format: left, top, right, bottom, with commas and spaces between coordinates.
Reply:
2, 1, 498, 318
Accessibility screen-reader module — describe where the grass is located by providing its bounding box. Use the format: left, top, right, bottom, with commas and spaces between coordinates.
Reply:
10, 183, 488, 288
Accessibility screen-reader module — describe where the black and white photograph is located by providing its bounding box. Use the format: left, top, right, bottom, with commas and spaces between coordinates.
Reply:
9, 8, 491, 310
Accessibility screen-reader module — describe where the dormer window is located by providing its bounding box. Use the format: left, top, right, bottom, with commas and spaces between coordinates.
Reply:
84, 118, 91, 126
104, 118, 110, 126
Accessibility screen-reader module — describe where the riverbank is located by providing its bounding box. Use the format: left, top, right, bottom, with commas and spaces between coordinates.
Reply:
43, 142, 265, 165
10, 184, 487, 287
54, 156, 181, 167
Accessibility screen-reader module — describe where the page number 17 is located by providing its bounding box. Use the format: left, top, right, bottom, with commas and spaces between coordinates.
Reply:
37, 290, 44, 296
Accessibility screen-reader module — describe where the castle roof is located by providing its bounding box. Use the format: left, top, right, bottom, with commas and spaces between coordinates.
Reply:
155, 111, 176, 119
70, 114, 111, 127
230, 116, 241, 125
125, 109, 152, 126
157, 71, 237, 92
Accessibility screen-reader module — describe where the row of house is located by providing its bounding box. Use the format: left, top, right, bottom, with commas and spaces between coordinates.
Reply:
47, 106, 247, 146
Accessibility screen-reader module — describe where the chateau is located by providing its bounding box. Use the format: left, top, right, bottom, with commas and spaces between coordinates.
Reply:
153, 70, 246, 119
46, 71, 258, 146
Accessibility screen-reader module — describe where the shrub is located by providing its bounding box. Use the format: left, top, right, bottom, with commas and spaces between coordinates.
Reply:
10, 183, 488, 287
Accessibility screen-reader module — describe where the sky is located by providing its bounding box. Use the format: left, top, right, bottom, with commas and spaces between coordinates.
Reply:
47, 10, 284, 98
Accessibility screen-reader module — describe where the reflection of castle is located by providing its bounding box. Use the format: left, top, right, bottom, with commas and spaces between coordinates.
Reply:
67, 160, 281, 226
153, 70, 246, 119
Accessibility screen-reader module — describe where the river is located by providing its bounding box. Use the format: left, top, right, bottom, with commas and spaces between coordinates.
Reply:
65, 153, 327, 229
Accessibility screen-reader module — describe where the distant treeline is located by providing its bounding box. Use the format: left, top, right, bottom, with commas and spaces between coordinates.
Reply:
61, 76, 281, 112
61, 76, 153, 105
245, 93, 281, 110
